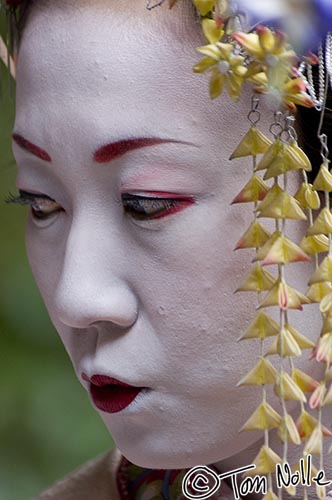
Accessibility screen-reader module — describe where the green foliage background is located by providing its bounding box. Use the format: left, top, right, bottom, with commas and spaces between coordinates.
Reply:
0, 15, 113, 500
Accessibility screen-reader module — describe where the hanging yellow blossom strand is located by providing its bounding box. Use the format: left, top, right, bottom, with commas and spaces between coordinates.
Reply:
231, 106, 316, 499
280, 116, 326, 500
294, 37, 332, 499
230, 95, 279, 500
227, 23, 316, 500
187, 2, 318, 499
305, 133, 332, 500
262, 117, 319, 498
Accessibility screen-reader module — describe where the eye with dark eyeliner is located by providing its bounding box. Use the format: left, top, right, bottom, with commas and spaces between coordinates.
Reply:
5, 190, 195, 222
5, 190, 63, 220
121, 193, 195, 220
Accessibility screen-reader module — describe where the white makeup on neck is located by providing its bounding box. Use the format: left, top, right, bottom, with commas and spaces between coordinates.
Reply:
13, 0, 323, 472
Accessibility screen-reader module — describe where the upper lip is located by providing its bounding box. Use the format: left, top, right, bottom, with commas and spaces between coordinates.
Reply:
82, 372, 141, 388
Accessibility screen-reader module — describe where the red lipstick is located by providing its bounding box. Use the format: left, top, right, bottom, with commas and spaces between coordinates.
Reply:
82, 373, 144, 413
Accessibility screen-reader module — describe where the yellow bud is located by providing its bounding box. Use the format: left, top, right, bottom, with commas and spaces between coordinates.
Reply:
286, 324, 315, 350
256, 183, 283, 211
243, 445, 282, 476
209, 70, 225, 99
304, 425, 323, 455
309, 382, 326, 409
323, 382, 332, 405
262, 142, 311, 180
292, 456, 319, 478
238, 311, 279, 340
231, 175, 270, 204
306, 282, 332, 303
307, 208, 332, 235
294, 182, 320, 210
236, 264, 275, 292
265, 327, 302, 357
296, 409, 318, 439
193, 56, 216, 73
321, 315, 332, 335
196, 43, 222, 61
320, 293, 332, 314
314, 333, 332, 364
308, 255, 332, 285
313, 162, 332, 192
278, 414, 301, 445
240, 401, 281, 432
192, 0, 215, 16
288, 142, 312, 171
255, 231, 282, 261
257, 191, 306, 220
266, 323, 315, 358
237, 358, 278, 386
232, 32, 263, 59
292, 368, 319, 393
274, 372, 306, 402
259, 279, 310, 311
260, 235, 310, 266
316, 484, 326, 500
202, 18, 224, 44
300, 234, 329, 255
230, 127, 272, 159
258, 26, 276, 52
262, 492, 279, 500
256, 140, 283, 172
234, 220, 271, 250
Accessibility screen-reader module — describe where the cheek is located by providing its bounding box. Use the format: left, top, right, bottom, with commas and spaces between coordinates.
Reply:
25, 219, 57, 299
25, 215, 68, 323
128, 201, 258, 385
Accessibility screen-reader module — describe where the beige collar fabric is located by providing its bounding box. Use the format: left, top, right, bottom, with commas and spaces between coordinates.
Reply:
34, 448, 242, 500
35, 449, 122, 500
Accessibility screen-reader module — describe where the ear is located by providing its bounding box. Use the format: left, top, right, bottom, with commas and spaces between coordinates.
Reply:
0, 35, 16, 79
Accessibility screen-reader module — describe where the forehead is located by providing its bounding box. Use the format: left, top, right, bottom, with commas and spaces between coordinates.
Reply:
14, 1, 253, 171
16, 2, 200, 103
15, 2, 208, 147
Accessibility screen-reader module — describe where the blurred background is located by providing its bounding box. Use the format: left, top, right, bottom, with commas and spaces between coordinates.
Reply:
0, 13, 113, 500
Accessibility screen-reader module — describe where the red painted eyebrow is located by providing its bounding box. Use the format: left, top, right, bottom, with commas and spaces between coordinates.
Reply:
93, 138, 192, 163
12, 135, 194, 164
12, 134, 52, 162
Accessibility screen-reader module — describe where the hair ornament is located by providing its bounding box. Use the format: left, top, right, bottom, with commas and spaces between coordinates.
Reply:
164, 2, 332, 498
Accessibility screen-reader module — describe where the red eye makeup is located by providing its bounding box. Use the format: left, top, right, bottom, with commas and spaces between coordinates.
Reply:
121, 191, 195, 220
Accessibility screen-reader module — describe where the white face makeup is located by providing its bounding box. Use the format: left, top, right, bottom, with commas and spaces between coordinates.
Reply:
13, 0, 323, 469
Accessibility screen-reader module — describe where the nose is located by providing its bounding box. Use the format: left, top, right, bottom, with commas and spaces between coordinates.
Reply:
53, 217, 138, 329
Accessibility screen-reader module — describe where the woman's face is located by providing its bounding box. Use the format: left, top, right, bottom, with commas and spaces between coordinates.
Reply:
13, 0, 322, 469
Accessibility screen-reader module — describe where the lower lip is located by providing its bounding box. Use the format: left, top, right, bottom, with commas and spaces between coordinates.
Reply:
90, 384, 144, 413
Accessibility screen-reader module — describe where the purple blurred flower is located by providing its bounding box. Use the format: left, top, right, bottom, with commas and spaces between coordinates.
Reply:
236, 0, 332, 53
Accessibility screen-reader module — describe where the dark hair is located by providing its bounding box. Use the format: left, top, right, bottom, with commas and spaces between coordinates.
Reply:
297, 90, 332, 183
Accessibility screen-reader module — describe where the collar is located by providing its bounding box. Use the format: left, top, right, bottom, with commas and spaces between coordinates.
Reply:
116, 455, 232, 500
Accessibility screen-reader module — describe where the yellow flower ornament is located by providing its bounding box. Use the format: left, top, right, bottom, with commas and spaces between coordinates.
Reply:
194, 19, 247, 100
233, 26, 314, 111
192, 9, 315, 110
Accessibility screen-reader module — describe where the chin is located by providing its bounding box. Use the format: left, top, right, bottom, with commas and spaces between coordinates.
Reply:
102, 417, 260, 469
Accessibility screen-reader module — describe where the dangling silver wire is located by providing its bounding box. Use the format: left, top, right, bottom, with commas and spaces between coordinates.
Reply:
284, 115, 298, 143
146, 0, 167, 10
326, 32, 332, 91
269, 111, 283, 140
247, 94, 261, 126
317, 34, 331, 165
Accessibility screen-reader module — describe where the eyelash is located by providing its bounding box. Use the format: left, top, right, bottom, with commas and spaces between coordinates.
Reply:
5, 190, 62, 221
5, 190, 194, 222
121, 193, 193, 220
